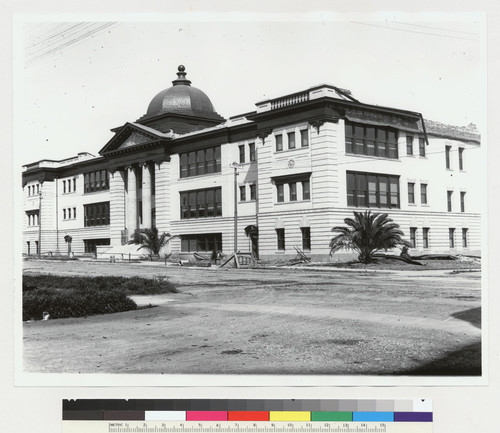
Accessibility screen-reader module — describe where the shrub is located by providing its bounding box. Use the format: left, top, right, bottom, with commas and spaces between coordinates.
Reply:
22, 274, 178, 321
23, 288, 137, 321
22, 274, 178, 294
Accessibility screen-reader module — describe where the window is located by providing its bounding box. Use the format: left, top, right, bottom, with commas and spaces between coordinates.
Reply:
410, 227, 417, 248
301, 227, 311, 250
276, 228, 285, 251
447, 191, 453, 212
289, 182, 297, 201
181, 233, 222, 253
63, 180, 67, 194
249, 183, 256, 201
84, 238, 110, 254
68, 208, 72, 219
302, 180, 310, 200
445, 145, 451, 169
73, 207, 76, 218
288, 132, 296, 149
63, 209, 66, 219
73, 178, 77, 191
459, 147, 464, 170
345, 121, 398, 159
84, 202, 110, 226
275, 134, 283, 152
249, 142, 256, 162
462, 228, 468, 248
239, 145, 245, 164
408, 182, 415, 204
420, 183, 428, 205
36, 184, 39, 193
419, 137, 426, 157
275, 176, 311, 203
35, 240, 39, 255
460, 191, 466, 212
84, 170, 109, 193
26, 211, 39, 226
406, 135, 413, 155
300, 129, 309, 147
277, 184, 284, 202
347, 171, 400, 209
180, 187, 222, 219
239, 185, 246, 202
179, 146, 221, 178
423, 228, 430, 249
449, 228, 455, 248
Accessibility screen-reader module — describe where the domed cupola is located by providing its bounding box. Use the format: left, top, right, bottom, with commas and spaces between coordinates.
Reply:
137, 65, 225, 134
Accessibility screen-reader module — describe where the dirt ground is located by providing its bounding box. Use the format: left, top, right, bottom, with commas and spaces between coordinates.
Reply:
22, 260, 482, 375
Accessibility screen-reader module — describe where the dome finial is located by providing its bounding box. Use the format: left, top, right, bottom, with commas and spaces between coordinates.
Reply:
172, 64, 191, 86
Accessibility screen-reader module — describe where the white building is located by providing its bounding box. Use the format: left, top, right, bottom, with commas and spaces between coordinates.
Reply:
22, 65, 481, 261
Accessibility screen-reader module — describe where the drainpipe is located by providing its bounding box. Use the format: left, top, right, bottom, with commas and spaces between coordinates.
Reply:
419, 113, 430, 146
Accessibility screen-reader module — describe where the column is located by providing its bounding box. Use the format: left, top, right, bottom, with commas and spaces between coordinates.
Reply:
109, 169, 126, 246
126, 165, 138, 235
141, 162, 152, 228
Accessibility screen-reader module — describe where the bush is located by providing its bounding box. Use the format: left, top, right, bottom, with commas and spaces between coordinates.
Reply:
22, 274, 178, 321
22, 274, 178, 294
23, 288, 137, 321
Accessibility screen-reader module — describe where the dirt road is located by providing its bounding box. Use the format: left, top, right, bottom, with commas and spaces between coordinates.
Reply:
22, 260, 481, 375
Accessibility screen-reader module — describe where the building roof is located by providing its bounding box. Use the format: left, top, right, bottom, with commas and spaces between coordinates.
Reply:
424, 119, 480, 143
141, 65, 222, 121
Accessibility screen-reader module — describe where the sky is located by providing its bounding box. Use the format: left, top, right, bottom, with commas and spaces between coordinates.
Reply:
15, 13, 484, 164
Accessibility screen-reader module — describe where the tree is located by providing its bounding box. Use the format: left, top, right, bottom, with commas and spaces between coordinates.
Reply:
131, 227, 178, 256
329, 211, 411, 264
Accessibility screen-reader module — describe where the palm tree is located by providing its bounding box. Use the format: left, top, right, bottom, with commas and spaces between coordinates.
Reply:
330, 211, 410, 264
131, 227, 178, 256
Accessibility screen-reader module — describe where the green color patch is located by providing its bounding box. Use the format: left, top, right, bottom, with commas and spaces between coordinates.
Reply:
311, 411, 353, 421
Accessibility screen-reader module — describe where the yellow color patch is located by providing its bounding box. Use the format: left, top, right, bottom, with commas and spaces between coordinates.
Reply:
269, 411, 311, 422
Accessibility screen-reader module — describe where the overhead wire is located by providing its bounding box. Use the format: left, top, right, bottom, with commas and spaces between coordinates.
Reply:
351, 21, 478, 41
25, 22, 116, 65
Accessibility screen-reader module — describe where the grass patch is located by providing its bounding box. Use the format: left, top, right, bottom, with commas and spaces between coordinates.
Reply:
23, 274, 178, 321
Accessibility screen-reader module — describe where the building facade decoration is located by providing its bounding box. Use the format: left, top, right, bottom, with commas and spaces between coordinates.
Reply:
22, 65, 481, 260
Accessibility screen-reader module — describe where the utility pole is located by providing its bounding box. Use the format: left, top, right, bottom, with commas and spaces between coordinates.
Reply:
230, 162, 242, 253
38, 188, 42, 257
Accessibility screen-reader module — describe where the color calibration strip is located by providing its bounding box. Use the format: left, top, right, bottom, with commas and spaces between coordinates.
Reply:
63, 399, 432, 422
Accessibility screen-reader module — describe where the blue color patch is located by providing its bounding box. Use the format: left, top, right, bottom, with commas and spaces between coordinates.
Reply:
353, 412, 394, 422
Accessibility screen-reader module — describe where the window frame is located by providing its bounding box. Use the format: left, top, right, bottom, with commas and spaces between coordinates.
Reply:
419, 137, 426, 157
347, 171, 400, 209
239, 145, 245, 164
459, 147, 464, 171
420, 183, 428, 205
423, 227, 430, 249
408, 182, 415, 204
287, 131, 296, 150
460, 191, 466, 212
179, 146, 222, 178
301, 227, 311, 251
449, 228, 455, 249
462, 228, 468, 248
345, 121, 399, 159
83, 201, 110, 227
445, 145, 451, 169
406, 135, 413, 156
300, 129, 309, 148
249, 142, 256, 162
179, 187, 223, 219
447, 190, 453, 212
239, 185, 246, 202
276, 228, 285, 251
410, 227, 417, 248
275, 134, 283, 152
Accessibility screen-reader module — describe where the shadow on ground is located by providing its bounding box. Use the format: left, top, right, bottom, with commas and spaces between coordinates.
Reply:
397, 341, 481, 376
451, 307, 481, 329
